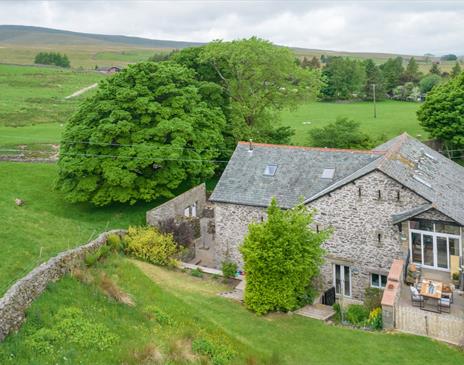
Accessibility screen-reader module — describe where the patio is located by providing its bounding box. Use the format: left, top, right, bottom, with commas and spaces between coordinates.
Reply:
397, 270, 464, 344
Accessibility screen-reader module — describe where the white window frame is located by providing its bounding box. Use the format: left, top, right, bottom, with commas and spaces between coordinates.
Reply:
333, 264, 352, 298
408, 221, 462, 272
184, 207, 190, 217
191, 202, 197, 217
370, 273, 387, 289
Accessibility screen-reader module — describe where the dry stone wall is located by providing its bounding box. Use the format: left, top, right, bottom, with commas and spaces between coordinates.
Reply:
0, 229, 125, 342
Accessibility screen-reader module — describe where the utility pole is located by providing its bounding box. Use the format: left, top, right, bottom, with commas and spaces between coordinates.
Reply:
372, 83, 377, 119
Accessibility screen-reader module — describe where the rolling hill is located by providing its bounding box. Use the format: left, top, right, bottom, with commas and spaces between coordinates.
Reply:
0, 25, 203, 48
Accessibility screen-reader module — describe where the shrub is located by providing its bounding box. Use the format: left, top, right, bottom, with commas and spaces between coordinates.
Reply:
84, 245, 110, 267
190, 268, 203, 278
125, 226, 178, 266
25, 307, 118, 355
364, 287, 383, 312
332, 303, 342, 322
144, 305, 175, 326
452, 272, 460, 281
158, 217, 195, 247
221, 261, 238, 279
345, 304, 369, 326
241, 199, 328, 314
107, 234, 123, 252
368, 307, 383, 330
192, 337, 235, 365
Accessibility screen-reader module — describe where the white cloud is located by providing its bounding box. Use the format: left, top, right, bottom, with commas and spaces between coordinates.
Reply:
0, 1, 463, 55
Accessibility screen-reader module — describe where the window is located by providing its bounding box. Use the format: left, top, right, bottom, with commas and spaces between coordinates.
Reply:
371, 273, 387, 289
184, 207, 190, 217
409, 221, 461, 271
413, 175, 432, 188
321, 168, 335, 179
333, 264, 351, 297
263, 164, 278, 176
191, 202, 197, 217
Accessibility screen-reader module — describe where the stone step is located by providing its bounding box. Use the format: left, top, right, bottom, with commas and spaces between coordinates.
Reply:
295, 303, 335, 321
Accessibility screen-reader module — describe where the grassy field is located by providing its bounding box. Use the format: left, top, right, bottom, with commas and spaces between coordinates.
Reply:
0, 162, 155, 295
0, 64, 103, 128
280, 100, 424, 145
0, 255, 463, 364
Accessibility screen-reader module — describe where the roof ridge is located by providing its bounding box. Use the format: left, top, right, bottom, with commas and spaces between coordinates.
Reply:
238, 141, 385, 155
377, 132, 409, 168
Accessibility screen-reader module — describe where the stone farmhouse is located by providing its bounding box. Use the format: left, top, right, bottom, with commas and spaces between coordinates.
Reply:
148, 133, 464, 304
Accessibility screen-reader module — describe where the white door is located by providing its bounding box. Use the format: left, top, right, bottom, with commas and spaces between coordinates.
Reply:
333, 264, 351, 297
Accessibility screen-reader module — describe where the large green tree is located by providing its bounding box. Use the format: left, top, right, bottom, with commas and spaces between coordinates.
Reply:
451, 62, 462, 78
321, 57, 366, 100
380, 57, 404, 94
240, 199, 328, 315
308, 117, 376, 150
57, 62, 225, 206
364, 59, 385, 100
417, 72, 464, 149
419, 74, 442, 94
174, 38, 321, 145
403, 57, 421, 83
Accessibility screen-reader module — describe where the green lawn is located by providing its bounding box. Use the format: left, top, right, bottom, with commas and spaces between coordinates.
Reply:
0, 256, 462, 365
280, 100, 424, 145
0, 64, 103, 128
0, 162, 155, 295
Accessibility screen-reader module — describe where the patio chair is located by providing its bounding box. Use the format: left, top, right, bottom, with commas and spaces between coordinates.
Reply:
438, 298, 451, 313
441, 291, 454, 303
410, 286, 424, 307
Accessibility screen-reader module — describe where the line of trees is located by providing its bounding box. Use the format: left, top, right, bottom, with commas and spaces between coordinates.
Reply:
297, 55, 462, 102
34, 52, 70, 68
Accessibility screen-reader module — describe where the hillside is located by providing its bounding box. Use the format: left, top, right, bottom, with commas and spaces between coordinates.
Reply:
0, 25, 203, 48
0, 24, 448, 69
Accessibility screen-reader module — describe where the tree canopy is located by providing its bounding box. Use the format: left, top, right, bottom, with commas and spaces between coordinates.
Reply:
240, 198, 329, 315
321, 57, 366, 100
364, 59, 385, 100
419, 74, 442, 94
451, 62, 462, 78
307, 117, 377, 150
403, 57, 421, 83
429, 62, 441, 75
197, 38, 322, 144
417, 72, 464, 149
57, 62, 225, 206
34, 52, 70, 68
380, 57, 404, 94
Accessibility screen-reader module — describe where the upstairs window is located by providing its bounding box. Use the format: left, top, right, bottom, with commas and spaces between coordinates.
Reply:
321, 168, 335, 179
264, 164, 278, 176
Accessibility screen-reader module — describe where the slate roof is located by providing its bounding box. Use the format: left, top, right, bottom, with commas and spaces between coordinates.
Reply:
211, 133, 464, 226
391, 204, 434, 225
210, 143, 383, 208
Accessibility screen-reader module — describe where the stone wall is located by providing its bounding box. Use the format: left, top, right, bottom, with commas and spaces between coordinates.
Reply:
213, 170, 427, 301
0, 230, 125, 342
311, 170, 426, 300
214, 202, 266, 268
146, 184, 207, 226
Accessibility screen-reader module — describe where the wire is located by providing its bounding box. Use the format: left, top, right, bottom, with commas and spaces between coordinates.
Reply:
0, 138, 237, 154
0, 149, 230, 163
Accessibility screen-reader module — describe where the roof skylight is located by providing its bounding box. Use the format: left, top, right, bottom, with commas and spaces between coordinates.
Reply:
264, 164, 278, 176
413, 175, 432, 188
321, 168, 335, 179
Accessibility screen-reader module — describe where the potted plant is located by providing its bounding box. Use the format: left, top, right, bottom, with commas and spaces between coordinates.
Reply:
452, 272, 460, 287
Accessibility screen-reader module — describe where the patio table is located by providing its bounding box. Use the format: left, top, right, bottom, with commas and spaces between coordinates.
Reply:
420, 280, 443, 313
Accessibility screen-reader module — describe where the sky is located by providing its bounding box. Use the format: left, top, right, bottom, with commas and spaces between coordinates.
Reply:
1, 0, 463, 55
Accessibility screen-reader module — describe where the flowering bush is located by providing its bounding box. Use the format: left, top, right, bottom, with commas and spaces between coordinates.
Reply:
368, 307, 383, 330
125, 226, 178, 266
